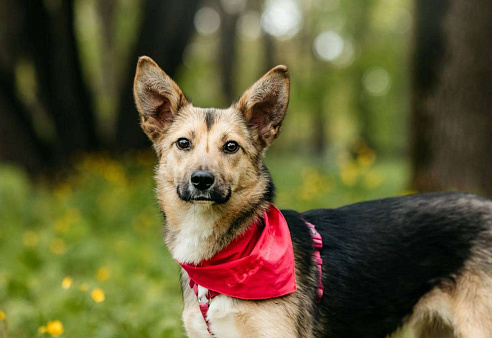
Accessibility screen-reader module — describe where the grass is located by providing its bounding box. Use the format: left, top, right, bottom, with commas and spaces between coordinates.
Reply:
0, 149, 409, 337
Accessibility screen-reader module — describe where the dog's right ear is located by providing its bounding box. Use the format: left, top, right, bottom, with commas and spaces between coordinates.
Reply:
133, 56, 188, 142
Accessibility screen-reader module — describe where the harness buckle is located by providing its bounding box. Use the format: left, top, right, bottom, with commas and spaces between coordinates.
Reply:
198, 295, 211, 305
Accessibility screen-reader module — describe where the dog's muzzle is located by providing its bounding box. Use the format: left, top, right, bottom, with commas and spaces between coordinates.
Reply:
177, 171, 231, 204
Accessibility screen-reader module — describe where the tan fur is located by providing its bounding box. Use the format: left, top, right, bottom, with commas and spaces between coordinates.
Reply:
400, 265, 492, 337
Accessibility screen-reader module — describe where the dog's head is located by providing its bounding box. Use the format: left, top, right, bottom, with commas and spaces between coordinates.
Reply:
133, 56, 289, 218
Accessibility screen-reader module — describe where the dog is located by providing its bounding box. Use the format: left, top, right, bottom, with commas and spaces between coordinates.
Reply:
133, 56, 492, 337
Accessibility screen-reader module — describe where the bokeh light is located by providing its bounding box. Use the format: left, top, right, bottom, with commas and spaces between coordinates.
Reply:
261, 0, 302, 40
238, 11, 262, 40
220, 0, 247, 15
363, 67, 391, 96
194, 7, 221, 36
313, 31, 344, 62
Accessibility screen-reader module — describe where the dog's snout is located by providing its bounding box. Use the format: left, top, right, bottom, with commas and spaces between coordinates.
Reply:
190, 171, 215, 191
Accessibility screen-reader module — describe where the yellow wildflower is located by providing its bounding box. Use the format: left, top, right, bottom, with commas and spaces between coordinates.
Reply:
103, 162, 126, 184
46, 320, 64, 337
363, 171, 384, 189
22, 230, 39, 247
54, 208, 81, 233
49, 238, 66, 255
80, 283, 89, 291
61, 276, 73, 289
96, 267, 111, 282
339, 161, 359, 187
39, 326, 47, 334
54, 219, 70, 234
0, 310, 5, 320
357, 147, 376, 168
91, 288, 105, 303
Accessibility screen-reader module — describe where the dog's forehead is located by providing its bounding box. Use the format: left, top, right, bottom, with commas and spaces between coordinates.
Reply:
177, 106, 246, 136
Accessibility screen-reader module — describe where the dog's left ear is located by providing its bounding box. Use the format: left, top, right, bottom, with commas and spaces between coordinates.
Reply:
234, 65, 290, 147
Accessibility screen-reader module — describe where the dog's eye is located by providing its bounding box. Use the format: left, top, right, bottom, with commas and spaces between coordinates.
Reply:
176, 138, 191, 150
223, 141, 240, 154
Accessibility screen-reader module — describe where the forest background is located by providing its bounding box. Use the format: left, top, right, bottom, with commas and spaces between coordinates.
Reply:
0, 0, 491, 336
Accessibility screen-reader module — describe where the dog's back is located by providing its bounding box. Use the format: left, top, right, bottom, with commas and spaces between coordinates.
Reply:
283, 192, 492, 337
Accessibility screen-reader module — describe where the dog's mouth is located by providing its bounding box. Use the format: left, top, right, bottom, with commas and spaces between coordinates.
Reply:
177, 184, 231, 205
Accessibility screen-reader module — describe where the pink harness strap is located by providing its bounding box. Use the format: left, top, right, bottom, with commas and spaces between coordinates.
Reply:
188, 220, 324, 335
304, 220, 324, 302
190, 280, 219, 336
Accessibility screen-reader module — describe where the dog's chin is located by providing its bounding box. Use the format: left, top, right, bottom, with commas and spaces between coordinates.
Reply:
177, 186, 232, 205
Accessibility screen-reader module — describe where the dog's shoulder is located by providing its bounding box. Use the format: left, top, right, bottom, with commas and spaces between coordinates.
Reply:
280, 209, 317, 278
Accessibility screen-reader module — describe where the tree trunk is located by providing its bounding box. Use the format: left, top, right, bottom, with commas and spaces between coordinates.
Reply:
411, 0, 492, 196
218, 6, 239, 105
115, 0, 200, 150
0, 0, 51, 171
22, 0, 98, 159
0, 0, 198, 172
352, 1, 375, 148
97, 0, 118, 144
0, 70, 50, 172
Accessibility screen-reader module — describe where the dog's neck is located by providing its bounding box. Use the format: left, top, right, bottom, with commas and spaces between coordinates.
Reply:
164, 203, 268, 264
168, 205, 224, 264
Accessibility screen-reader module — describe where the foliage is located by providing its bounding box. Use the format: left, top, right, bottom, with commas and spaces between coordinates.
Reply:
0, 150, 409, 337
178, 0, 412, 155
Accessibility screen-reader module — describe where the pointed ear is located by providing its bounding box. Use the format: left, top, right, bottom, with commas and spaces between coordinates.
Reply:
234, 65, 290, 147
133, 56, 189, 142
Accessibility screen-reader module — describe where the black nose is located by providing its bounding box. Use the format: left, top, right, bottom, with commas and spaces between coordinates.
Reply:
190, 171, 215, 191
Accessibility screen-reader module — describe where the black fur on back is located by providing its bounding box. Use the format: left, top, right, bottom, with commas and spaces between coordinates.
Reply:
282, 192, 491, 337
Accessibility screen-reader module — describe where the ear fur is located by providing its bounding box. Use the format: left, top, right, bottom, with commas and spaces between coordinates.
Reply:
234, 65, 290, 147
133, 56, 188, 141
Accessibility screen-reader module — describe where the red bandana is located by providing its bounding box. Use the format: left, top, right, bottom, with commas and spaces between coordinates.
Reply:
179, 205, 297, 299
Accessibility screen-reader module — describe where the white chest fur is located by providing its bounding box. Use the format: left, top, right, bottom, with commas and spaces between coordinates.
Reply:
171, 206, 220, 264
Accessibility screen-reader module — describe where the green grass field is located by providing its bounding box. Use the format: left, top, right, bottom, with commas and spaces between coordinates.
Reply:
0, 150, 409, 337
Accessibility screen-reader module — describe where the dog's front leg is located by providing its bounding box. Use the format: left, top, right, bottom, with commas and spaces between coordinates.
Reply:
182, 303, 211, 338
182, 295, 243, 337
184, 295, 300, 338
219, 296, 298, 338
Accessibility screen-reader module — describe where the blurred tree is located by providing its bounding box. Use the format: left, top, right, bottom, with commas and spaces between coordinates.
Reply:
0, 0, 50, 172
352, 0, 376, 149
96, 0, 119, 144
218, 0, 240, 104
411, 0, 492, 196
116, 0, 199, 150
0, 0, 199, 172
0, 0, 97, 172
303, 4, 329, 157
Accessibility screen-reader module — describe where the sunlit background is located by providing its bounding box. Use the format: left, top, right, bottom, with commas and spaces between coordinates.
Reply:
1, 0, 490, 336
